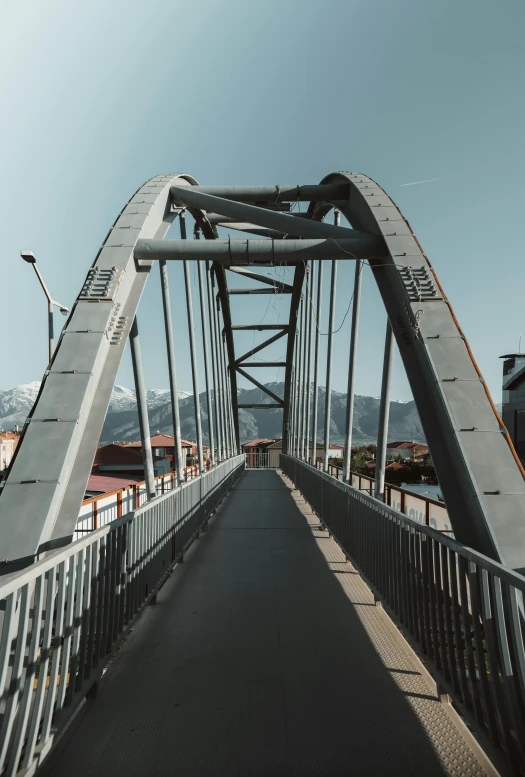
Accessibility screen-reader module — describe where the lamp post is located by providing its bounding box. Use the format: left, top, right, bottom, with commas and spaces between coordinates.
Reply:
20, 252, 69, 363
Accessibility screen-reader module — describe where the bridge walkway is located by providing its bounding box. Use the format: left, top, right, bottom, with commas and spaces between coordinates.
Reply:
46, 470, 495, 777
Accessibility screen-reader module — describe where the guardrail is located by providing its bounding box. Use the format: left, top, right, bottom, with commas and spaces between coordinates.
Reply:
281, 455, 525, 775
0, 455, 244, 777
75, 466, 202, 538
311, 459, 452, 534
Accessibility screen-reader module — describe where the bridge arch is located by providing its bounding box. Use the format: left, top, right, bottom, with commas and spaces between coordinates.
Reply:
1, 172, 524, 574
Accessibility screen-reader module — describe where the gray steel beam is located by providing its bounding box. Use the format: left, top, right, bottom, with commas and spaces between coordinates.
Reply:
375, 322, 394, 501
240, 362, 286, 368
0, 173, 188, 570
213, 223, 287, 239
305, 261, 314, 462
173, 183, 349, 203
183, 260, 204, 475
238, 404, 282, 409
129, 318, 156, 499
198, 262, 215, 467
321, 170, 525, 572
235, 367, 284, 406
227, 268, 293, 292
207, 265, 224, 461
343, 260, 363, 483
169, 186, 379, 242
311, 261, 323, 464
216, 305, 232, 457
135, 236, 386, 264
228, 288, 292, 295
297, 299, 305, 459
235, 329, 289, 365
159, 258, 184, 484
289, 364, 297, 456
281, 264, 306, 455
323, 261, 338, 472
231, 325, 288, 331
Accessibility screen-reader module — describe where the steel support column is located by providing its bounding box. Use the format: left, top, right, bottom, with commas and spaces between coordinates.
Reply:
343, 260, 363, 483
183, 259, 204, 475
206, 261, 222, 462
216, 302, 231, 457
129, 317, 155, 500
323, 260, 338, 472
198, 262, 215, 466
305, 261, 314, 463
159, 258, 184, 484
311, 261, 323, 465
297, 299, 305, 460
375, 321, 394, 501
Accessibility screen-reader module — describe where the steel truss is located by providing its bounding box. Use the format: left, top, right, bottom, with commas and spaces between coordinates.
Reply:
1, 173, 524, 575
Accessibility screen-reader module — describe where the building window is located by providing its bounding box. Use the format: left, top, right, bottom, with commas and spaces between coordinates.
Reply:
516, 410, 525, 455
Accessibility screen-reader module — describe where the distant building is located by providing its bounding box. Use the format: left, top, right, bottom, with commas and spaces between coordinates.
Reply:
0, 430, 20, 473
126, 434, 207, 467
386, 441, 429, 462
500, 353, 525, 465
243, 438, 343, 467
94, 443, 171, 476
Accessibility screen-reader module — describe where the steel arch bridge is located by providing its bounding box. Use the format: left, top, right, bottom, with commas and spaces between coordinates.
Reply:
2, 173, 525, 777
1, 172, 525, 575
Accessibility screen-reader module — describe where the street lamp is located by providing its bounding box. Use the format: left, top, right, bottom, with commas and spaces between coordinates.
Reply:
20, 251, 69, 363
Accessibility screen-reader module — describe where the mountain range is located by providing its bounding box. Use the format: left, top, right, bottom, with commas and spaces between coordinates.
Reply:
0, 381, 428, 445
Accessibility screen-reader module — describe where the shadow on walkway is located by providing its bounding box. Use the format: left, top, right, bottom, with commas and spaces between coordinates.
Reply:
47, 470, 485, 777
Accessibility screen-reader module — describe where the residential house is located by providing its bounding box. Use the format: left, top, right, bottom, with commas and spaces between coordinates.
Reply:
0, 430, 20, 473
126, 434, 207, 467
386, 441, 429, 463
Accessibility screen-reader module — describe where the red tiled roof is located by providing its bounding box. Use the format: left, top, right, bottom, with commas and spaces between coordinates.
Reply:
86, 473, 144, 494
386, 461, 406, 470
243, 439, 278, 448
126, 435, 204, 449
387, 441, 428, 451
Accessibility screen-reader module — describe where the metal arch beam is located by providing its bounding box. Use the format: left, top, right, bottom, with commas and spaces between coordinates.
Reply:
313, 171, 525, 572
0, 173, 201, 572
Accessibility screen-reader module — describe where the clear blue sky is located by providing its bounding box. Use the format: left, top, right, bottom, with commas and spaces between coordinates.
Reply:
2, 0, 524, 403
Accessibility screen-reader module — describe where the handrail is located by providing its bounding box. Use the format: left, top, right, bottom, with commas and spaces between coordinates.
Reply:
281, 454, 525, 774
308, 458, 452, 532
0, 455, 245, 777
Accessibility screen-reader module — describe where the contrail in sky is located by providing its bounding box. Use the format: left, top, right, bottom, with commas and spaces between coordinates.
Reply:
400, 176, 445, 187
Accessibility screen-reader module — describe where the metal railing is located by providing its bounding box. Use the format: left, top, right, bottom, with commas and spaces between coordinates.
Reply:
76, 466, 203, 538
0, 455, 244, 777
310, 458, 452, 533
244, 451, 279, 469
281, 455, 525, 775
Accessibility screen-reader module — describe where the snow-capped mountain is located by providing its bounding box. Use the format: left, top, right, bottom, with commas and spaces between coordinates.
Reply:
0, 381, 41, 430
0, 383, 192, 431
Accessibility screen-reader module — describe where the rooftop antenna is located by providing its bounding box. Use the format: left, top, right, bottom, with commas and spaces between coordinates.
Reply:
519, 334, 522, 353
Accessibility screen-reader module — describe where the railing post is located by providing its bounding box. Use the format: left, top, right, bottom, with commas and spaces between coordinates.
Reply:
117, 490, 122, 518
374, 321, 394, 501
